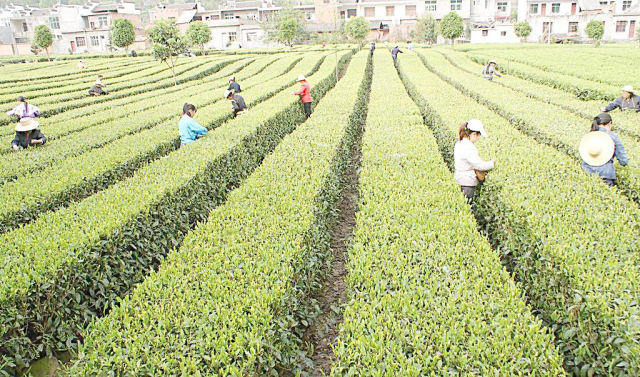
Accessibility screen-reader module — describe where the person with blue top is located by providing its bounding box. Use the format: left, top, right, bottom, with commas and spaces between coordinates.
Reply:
179, 103, 207, 147
579, 112, 628, 187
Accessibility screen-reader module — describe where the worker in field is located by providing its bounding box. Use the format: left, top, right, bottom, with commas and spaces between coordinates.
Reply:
580, 113, 628, 187
370, 42, 376, 55
228, 76, 241, 94
293, 74, 312, 118
391, 45, 403, 61
602, 85, 640, 113
5, 96, 40, 121
408, 40, 414, 50
482, 60, 502, 81
454, 119, 495, 205
179, 103, 207, 146
11, 118, 46, 151
77, 60, 87, 70
89, 75, 107, 96
225, 90, 248, 118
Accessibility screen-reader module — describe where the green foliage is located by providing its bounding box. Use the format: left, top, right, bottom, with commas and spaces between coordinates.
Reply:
110, 18, 135, 50
440, 12, 464, 45
278, 17, 300, 47
186, 21, 211, 54
33, 24, 53, 61
260, 6, 308, 46
345, 16, 369, 45
415, 13, 439, 44
514, 21, 532, 39
69, 51, 358, 375
585, 20, 604, 46
147, 19, 186, 84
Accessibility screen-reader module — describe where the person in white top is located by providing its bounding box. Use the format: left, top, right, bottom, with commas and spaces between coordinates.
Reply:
88, 75, 107, 96
77, 60, 87, 70
453, 119, 496, 204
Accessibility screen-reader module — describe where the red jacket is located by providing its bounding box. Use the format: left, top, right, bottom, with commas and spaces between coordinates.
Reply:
294, 82, 312, 103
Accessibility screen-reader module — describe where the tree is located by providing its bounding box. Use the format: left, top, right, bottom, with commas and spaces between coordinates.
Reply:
278, 16, 300, 47
260, 6, 308, 46
186, 21, 211, 55
514, 21, 532, 44
111, 18, 135, 52
30, 44, 40, 55
585, 20, 604, 47
415, 13, 438, 44
440, 12, 463, 47
345, 17, 369, 47
147, 20, 186, 85
33, 24, 53, 61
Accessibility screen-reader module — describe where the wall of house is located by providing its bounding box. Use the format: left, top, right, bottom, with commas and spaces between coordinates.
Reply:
470, 23, 520, 42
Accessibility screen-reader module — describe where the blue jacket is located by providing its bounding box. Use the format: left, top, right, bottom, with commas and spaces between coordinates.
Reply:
604, 94, 640, 112
179, 114, 207, 145
582, 127, 629, 180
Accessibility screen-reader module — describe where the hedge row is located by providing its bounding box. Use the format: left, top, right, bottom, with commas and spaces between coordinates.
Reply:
418, 50, 640, 204
0, 50, 348, 374
329, 50, 565, 376
399, 52, 640, 375
468, 52, 618, 101
0, 53, 328, 233
69, 49, 368, 376
0, 51, 153, 66
441, 50, 640, 142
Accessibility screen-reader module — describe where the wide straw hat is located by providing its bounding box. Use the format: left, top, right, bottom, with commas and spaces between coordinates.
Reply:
622, 85, 635, 94
15, 118, 39, 132
579, 131, 614, 167
297, 75, 306, 82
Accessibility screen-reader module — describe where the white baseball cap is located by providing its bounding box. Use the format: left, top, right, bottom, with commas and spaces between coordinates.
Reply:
297, 75, 306, 82
622, 85, 634, 94
224, 90, 232, 98
467, 119, 488, 138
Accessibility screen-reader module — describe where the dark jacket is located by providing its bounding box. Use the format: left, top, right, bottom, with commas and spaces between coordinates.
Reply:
228, 81, 241, 93
231, 94, 247, 116
11, 130, 46, 149
89, 85, 106, 95
370, 43, 375, 52
604, 94, 640, 112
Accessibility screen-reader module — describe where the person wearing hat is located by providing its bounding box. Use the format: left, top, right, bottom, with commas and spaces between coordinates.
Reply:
370, 41, 376, 56
602, 85, 640, 113
77, 60, 87, 70
482, 60, 502, 81
6, 96, 40, 121
580, 113, 628, 187
228, 77, 241, 94
179, 103, 207, 146
225, 89, 247, 118
11, 118, 46, 151
454, 119, 496, 204
89, 75, 107, 96
293, 75, 312, 118
391, 45, 403, 61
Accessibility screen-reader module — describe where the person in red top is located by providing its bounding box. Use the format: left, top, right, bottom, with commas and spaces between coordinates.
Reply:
293, 75, 313, 118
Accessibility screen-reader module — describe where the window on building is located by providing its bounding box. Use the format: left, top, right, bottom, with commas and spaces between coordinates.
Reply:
599, 1, 607, 5
501, 30, 507, 36
485, 0, 489, 8
425, 0, 437, 11
247, 32, 258, 42
451, 0, 462, 11
529, 3, 539, 13
213, 15, 220, 20
616, 20, 627, 32
76, 37, 86, 47
482, 29, 488, 36
22, 22, 28, 32
47, 16, 60, 30
405, 5, 417, 16
347, 9, 357, 18
340, 10, 346, 19
323, 0, 330, 3
497, 1, 507, 11
551, 3, 560, 13
228, 31, 237, 41
386, 6, 395, 16
623, 0, 632, 10
365, 7, 375, 17
98, 15, 108, 27
224, 12, 234, 19
568, 22, 578, 32
90, 36, 100, 46
0, 18, 9, 27
15, 37, 28, 43
305, 11, 314, 21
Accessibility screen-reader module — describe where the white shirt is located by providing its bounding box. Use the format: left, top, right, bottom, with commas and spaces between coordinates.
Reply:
454, 138, 494, 187
95, 78, 104, 86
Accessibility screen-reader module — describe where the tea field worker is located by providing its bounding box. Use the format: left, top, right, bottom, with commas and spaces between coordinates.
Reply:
292, 75, 313, 118
322, 41, 326, 48
370, 42, 376, 55
88, 75, 107, 96
602, 85, 640, 113
77, 60, 87, 70
454, 119, 495, 204
391, 46, 403, 61
130, 49, 137, 57
228, 77, 241, 94
580, 113, 628, 187
408, 40, 413, 50
11, 118, 46, 151
179, 103, 207, 146
5, 96, 40, 121
482, 60, 502, 81
225, 90, 248, 118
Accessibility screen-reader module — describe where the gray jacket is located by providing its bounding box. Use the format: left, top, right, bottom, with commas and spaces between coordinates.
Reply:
581, 127, 629, 180
604, 94, 640, 112
482, 64, 501, 79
